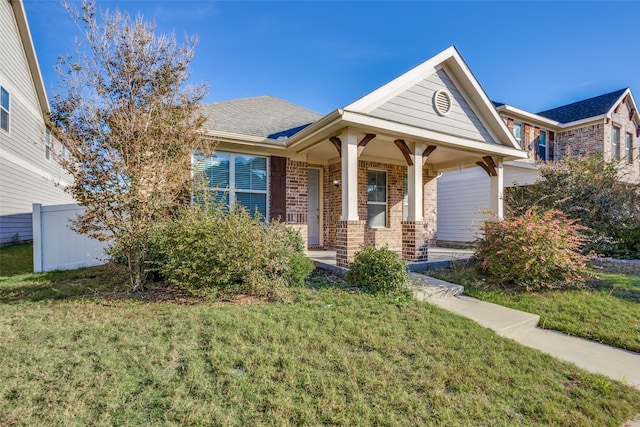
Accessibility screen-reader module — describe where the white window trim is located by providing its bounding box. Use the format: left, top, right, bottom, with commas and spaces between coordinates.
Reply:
0, 86, 10, 134
367, 169, 387, 228
612, 126, 621, 161
538, 130, 548, 161
44, 130, 51, 161
197, 151, 269, 219
513, 122, 522, 143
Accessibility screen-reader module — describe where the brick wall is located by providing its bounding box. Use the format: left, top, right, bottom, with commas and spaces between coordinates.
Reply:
557, 124, 604, 158
358, 160, 406, 251
322, 160, 437, 256
285, 159, 308, 244
607, 99, 639, 182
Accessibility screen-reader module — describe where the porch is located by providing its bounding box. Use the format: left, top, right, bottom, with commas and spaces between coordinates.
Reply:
305, 247, 473, 274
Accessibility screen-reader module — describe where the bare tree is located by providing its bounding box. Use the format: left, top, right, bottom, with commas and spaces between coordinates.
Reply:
51, 0, 215, 290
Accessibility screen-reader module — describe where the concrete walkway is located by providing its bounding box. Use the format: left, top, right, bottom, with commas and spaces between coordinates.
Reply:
408, 274, 640, 427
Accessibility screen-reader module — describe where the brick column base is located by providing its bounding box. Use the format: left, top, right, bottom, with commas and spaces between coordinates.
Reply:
336, 220, 366, 268
402, 221, 432, 262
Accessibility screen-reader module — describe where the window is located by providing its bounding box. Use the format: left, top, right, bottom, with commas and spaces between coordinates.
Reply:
44, 130, 51, 160
612, 127, 620, 160
513, 122, 522, 145
538, 130, 547, 161
0, 86, 9, 132
367, 170, 387, 228
61, 144, 67, 159
626, 133, 633, 164
194, 151, 268, 218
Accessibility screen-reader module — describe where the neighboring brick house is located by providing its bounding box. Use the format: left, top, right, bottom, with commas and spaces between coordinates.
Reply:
437, 88, 640, 245
496, 88, 640, 180
0, 0, 74, 245
199, 47, 527, 267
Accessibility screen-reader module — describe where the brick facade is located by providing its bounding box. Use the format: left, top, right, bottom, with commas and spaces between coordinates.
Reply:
335, 220, 366, 267
557, 124, 604, 158
401, 221, 430, 261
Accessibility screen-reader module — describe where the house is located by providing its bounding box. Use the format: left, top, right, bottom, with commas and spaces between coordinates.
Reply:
437, 87, 640, 245
0, 0, 74, 245
198, 46, 527, 268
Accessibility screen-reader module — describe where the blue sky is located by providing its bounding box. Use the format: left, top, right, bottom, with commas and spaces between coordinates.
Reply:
23, 1, 640, 115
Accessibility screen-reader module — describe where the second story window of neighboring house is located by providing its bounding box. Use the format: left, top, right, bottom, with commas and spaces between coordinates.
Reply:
44, 130, 51, 160
0, 86, 9, 132
612, 127, 620, 160
626, 133, 633, 164
513, 122, 522, 147
538, 130, 548, 161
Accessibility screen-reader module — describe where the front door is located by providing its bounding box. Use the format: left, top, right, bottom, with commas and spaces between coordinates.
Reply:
307, 169, 320, 246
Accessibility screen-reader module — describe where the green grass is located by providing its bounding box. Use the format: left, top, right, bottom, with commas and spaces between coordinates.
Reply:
0, 242, 33, 277
1, 245, 639, 425
427, 263, 640, 353
1, 267, 639, 425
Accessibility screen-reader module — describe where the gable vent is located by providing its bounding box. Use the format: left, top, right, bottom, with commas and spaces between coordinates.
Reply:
433, 89, 452, 116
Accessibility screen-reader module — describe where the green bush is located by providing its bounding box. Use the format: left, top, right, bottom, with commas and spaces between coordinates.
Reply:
346, 246, 409, 295
475, 209, 589, 291
505, 155, 640, 258
156, 206, 313, 300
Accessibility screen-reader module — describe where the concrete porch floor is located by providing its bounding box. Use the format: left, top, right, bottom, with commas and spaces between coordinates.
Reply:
305, 247, 473, 273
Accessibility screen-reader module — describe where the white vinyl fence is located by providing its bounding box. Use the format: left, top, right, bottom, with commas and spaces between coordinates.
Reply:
32, 203, 110, 272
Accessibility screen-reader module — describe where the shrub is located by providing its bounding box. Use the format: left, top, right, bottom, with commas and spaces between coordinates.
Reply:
475, 209, 589, 291
156, 206, 313, 300
346, 246, 410, 295
505, 154, 640, 258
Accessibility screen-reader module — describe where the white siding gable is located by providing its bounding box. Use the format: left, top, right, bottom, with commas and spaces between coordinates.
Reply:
369, 68, 495, 144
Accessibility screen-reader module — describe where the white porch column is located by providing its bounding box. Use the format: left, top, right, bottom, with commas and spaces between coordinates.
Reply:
341, 129, 359, 221
490, 156, 504, 219
407, 142, 426, 221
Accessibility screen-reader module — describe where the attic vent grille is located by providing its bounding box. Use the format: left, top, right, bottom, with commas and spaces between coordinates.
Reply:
433, 89, 452, 116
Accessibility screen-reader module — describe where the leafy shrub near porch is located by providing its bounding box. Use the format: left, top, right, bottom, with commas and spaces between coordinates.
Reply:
156, 206, 313, 300
474, 209, 589, 291
346, 246, 410, 295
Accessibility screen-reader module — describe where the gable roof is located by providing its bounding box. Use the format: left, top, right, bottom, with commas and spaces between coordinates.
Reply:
200, 95, 322, 139
536, 88, 627, 124
9, 0, 49, 117
340, 46, 521, 151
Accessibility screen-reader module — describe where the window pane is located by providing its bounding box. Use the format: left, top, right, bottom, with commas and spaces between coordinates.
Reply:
368, 204, 386, 228
367, 170, 386, 202
1, 87, 8, 110
193, 190, 228, 209
0, 110, 7, 131
513, 123, 521, 140
236, 192, 267, 218
235, 155, 267, 191
194, 152, 230, 188
613, 128, 620, 160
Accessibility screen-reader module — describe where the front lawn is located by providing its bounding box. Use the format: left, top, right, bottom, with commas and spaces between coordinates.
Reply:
427, 261, 640, 353
1, 265, 639, 425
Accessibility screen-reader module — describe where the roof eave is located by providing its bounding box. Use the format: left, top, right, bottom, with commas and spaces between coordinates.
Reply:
496, 104, 561, 128
10, 0, 50, 119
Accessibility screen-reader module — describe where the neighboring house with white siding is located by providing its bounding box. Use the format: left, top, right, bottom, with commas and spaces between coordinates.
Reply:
437, 88, 640, 245
0, 0, 74, 245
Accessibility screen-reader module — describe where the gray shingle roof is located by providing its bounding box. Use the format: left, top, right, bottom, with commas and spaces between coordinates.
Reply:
536, 89, 627, 124
200, 95, 323, 139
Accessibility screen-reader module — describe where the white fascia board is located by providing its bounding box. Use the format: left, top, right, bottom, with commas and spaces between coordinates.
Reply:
442, 49, 522, 151
344, 47, 459, 113
558, 114, 607, 130
504, 160, 539, 170
11, 0, 50, 118
203, 130, 287, 148
496, 105, 560, 128
605, 88, 630, 118
285, 109, 344, 151
340, 110, 528, 160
